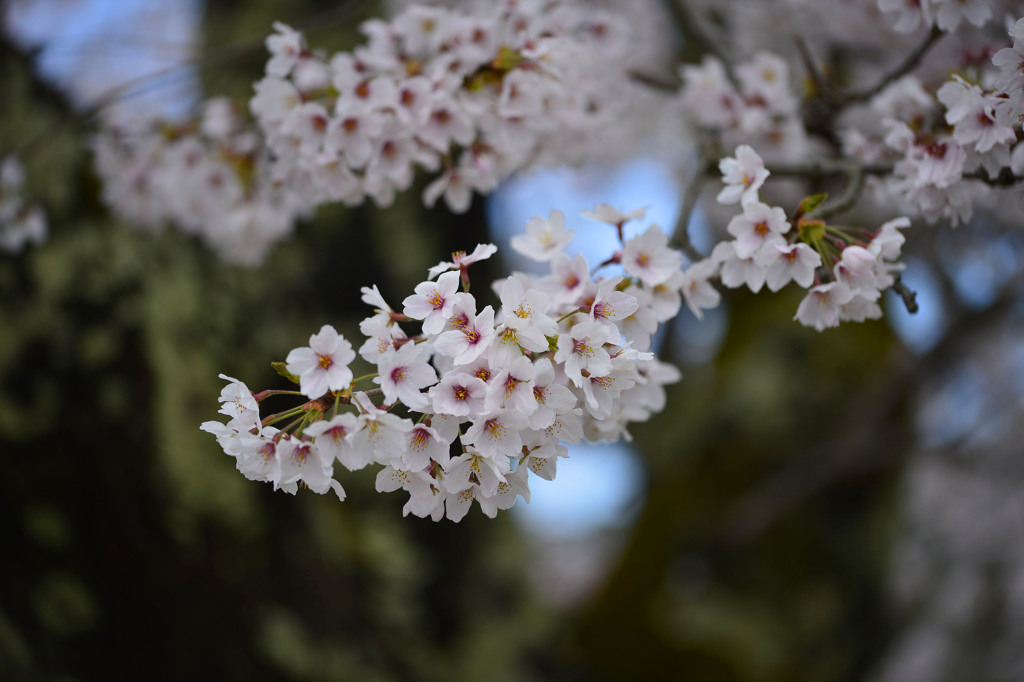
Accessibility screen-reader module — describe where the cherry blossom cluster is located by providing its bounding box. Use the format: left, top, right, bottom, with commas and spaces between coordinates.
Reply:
877, 0, 994, 34
0, 155, 47, 254
91, 98, 305, 265
250, 1, 648, 213
681, 145, 910, 331
677, 51, 808, 161
202, 207, 682, 521
838, 17, 1024, 227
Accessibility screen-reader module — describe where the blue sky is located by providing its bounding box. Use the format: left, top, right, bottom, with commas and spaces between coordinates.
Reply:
5, 0, 200, 118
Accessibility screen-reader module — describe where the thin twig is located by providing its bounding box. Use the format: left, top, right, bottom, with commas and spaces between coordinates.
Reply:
813, 164, 865, 221
892, 273, 919, 314
794, 35, 828, 102
767, 160, 893, 178
845, 26, 944, 105
628, 70, 681, 93
670, 151, 715, 262
964, 167, 1024, 187
665, 0, 738, 86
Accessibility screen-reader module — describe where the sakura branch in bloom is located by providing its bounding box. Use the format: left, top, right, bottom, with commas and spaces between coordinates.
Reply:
680, 144, 911, 331
202, 208, 682, 521
70, 0, 1024, 320
249, 2, 649, 215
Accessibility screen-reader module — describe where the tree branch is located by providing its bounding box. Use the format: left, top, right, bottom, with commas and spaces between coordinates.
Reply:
844, 26, 944, 105
670, 150, 715, 262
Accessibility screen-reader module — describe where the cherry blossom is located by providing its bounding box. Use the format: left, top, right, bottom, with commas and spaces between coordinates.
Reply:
286, 324, 356, 399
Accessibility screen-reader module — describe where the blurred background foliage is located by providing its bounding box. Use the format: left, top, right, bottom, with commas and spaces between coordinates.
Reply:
3, 1, 1024, 681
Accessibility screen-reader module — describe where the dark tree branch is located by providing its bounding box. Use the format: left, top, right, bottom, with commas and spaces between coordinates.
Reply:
844, 26, 944, 105
670, 150, 715, 262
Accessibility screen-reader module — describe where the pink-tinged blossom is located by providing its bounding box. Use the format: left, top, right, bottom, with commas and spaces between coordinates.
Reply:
937, 76, 1015, 154
358, 316, 406, 364
403, 423, 450, 470
713, 241, 767, 294
374, 342, 437, 409
400, 481, 449, 520
543, 407, 585, 445
403, 270, 462, 335
680, 259, 721, 320
434, 305, 496, 365
540, 252, 589, 305
869, 217, 909, 261
839, 292, 883, 323
376, 466, 445, 521
794, 282, 855, 331
498, 276, 557, 341
280, 102, 331, 157
510, 209, 574, 261
678, 56, 739, 128
498, 68, 546, 118
393, 76, 433, 127
234, 430, 283, 485
581, 356, 637, 419
447, 450, 513, 497
631, 357, 683, 417
438, 292, 476, 334
349, 392, 414, 469
726, 201, 790, 260
215, 374, 261, 432
200, 420, 253, 458
836, 246, 882, 298
588, 277, 639, 328
276, 437, 345, 500
335, 74, 399, 113
427, 243, 497, 279
444, 486, 476, 522
581, 203, 646, 227
461, 408, 529, 461
554, 320, 615, 387
476, 466, 530, 518
618, 286, 659, 352
522, 437, 568, 481
529, 357, 578, 430
486, 356, 538, 415
265, 23, 305, 78
392, 5, 450, 56
622, 225, 683, 287
717, 144, 769, 206
360, 284, 397, 320
251, 79, 301, 135
487, 324, 529, 366
758, 242, 821, 292
893, 135, 965, 191
423, 162, 487, 213
932, 0, 991, 32
993, 19, 1024, 111
736, 52, 796, 115
418, 93, 475, 152
877, 0, 925, 34
305, 413, 359, 466
649, 270, 684, 322
428, 372, 488, 417
325, 100, 382, 168
285, 325, 356, 399
427, 413, 461, 444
